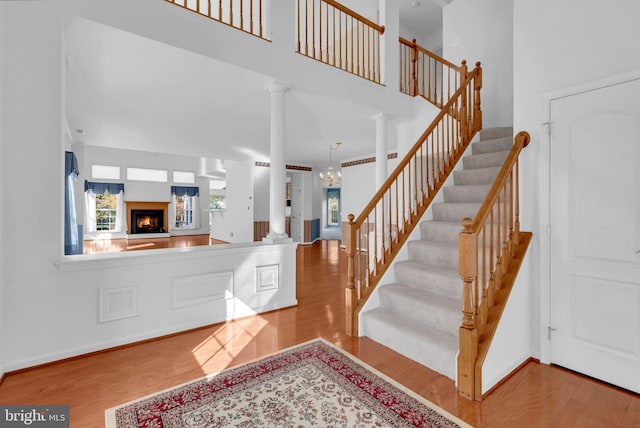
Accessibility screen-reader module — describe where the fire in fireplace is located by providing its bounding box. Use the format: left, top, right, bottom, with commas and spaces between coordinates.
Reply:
131, 209, 165, 234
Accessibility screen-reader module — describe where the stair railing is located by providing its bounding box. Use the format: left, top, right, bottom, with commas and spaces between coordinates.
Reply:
399, 37, 462, 108
345, 61, 483, 336
296, 0, 385, 84
165, 0, 266, 39
458, 131, 532, 400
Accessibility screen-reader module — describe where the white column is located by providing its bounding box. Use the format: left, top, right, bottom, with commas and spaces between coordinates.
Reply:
373, 113, 390, 188
264, 80, 292, 243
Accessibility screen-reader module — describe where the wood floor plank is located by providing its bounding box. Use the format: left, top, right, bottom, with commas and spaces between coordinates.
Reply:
1, 239, 639, 427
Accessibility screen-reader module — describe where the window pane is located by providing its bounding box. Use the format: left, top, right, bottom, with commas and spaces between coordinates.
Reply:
92, 165, 120, 180
127, 167, 168, 182
95, 192, 118, 231
210, 195, 226, 210
173, 171, 195, 184
174, 195, 194, 229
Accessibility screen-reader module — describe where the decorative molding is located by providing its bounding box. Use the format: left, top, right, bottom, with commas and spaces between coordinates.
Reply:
255, 162, 312, 172
98, 285, 139, 323
170, 271, 234, 309
342, 153, 397, 168
256, 264, 279, 292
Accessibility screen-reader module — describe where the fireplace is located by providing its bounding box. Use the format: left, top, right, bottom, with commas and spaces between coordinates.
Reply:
131, 209, 165, 234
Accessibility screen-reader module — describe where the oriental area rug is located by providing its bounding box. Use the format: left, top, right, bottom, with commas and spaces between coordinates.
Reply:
105, 338, 472, 428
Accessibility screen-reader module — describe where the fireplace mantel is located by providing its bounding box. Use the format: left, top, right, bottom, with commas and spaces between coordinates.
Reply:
126, 201, 170, 235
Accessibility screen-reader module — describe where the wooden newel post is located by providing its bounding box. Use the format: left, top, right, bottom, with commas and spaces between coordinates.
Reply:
473, 62, 482, 132
411, 39, 418, 97
345, 214, 358, 336
459, 60, 468, 139
458, 217, 478, 400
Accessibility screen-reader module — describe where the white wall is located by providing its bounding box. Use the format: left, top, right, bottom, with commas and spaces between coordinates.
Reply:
253, 164, 270, 222
482, 249, 531, 393
443, 0, 513, 128
341, 156, 399, 222
0, 1, 6, 380
513, 0, 640, 360
81, 145, 210, 236
211, 159, 254, 243
1, 4, 296, 372
59, 0, 415, 120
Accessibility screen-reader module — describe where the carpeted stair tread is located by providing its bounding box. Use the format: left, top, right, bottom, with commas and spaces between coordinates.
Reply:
454, 166, 501, 186
393, 261, 461, 300
379, 284, 461, 336
472, 136, 513, 155
479, 126, 513, 141
443, 183, 492, 203
407, 240, 458, 269
463, 150, 510, 170
420, 221, 462, 242
432, 202, 482, 222
362, 308, 457, 379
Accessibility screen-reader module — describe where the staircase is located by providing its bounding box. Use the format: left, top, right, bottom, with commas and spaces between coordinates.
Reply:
361, 126, 514, 380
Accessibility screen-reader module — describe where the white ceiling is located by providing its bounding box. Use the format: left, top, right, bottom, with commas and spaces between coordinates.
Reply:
64, 2, 443, 167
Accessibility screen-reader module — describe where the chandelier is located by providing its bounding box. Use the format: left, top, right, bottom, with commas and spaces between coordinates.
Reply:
319, 142, 342, 187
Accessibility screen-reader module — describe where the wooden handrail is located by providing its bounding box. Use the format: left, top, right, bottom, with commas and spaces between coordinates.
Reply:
399, 38, 462, 107
345, 61, 483, 336
457, 131, 531, 401
399, 37, 460, 71
165, 0, 267, 39
323, 0, 385, 34
296, 0, 384, 84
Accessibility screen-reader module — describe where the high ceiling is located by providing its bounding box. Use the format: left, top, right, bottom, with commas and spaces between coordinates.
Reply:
64, 1, 443, 167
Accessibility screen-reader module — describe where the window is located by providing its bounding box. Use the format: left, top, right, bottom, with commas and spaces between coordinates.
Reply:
210, 195, 226, 210
171, 186, 200, 230
95, 191, 118, 231
92, 165, 120, 180
127, 167, 168, 182
175, 195, 194, 228
327, 188, 340, 227
210, 180, 226, 210
84, 181, 126, 235
173, 170, 195, 184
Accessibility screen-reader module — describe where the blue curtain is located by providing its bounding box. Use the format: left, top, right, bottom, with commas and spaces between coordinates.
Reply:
171, 186, 199, 197
64, 151, 82, 255
84, 181, 125, 194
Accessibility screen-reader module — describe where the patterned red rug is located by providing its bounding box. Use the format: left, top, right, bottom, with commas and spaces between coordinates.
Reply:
106, 338, 471, 427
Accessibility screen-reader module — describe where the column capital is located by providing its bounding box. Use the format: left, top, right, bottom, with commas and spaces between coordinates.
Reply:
266, 80, 293, 94
371, 112, 392, 122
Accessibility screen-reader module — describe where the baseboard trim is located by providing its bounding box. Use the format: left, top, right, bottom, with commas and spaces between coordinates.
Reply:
482, 356, 540, 399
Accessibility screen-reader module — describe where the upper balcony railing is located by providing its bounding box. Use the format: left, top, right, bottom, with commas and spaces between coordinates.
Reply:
165, 0, 267, 39
296, 0, 385, 84
399, 37, 461, 108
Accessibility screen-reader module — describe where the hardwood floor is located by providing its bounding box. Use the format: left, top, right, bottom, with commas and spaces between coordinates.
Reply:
82, 235, 228, 254
1, 240, 638, 427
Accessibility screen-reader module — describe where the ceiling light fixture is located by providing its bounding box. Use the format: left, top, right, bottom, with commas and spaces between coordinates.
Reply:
318, 142, 342, 187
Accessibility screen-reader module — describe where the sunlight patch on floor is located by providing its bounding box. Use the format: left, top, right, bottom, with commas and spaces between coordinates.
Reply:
191, 315, 269, 371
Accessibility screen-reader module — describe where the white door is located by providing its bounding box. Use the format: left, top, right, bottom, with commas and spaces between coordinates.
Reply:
290, 186, 302, 242
549, 78, 640, 393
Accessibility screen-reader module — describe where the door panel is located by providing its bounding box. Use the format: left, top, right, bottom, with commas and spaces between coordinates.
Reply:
550, 78, 640, 394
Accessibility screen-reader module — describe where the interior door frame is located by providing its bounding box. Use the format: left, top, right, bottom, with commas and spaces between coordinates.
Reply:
539, 68, 640, 364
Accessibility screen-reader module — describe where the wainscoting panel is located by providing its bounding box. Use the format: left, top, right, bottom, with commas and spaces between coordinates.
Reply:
98, 285, 139, 323
170, 271, 234, 309
254, 220, 291, 241
304, 219, 321, 242
254, 221, 269, 241
256, 264, 279, 292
